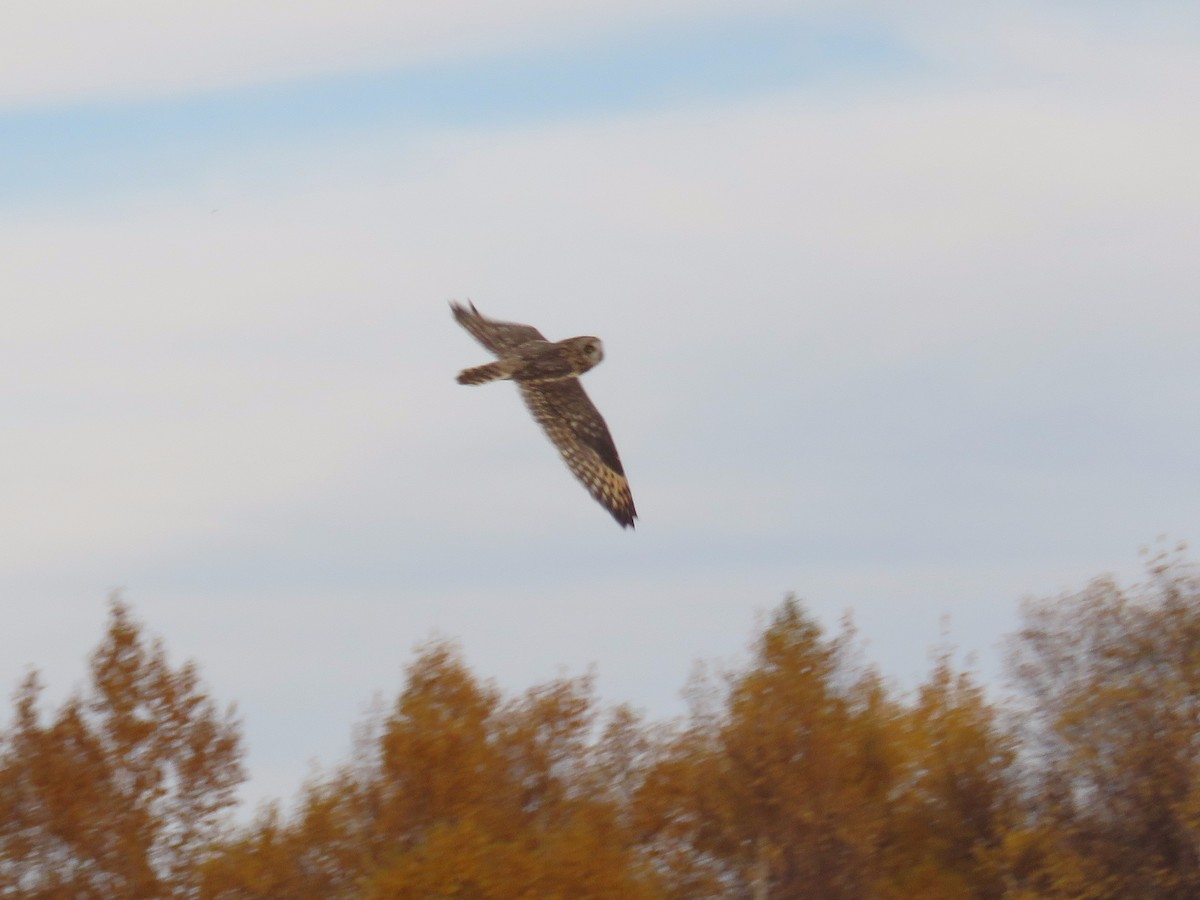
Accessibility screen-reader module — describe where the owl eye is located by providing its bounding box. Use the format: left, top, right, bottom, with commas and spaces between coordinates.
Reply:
585, 343, 597, 355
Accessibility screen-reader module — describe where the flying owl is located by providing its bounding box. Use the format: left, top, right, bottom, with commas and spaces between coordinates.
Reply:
451, 301, 637, 528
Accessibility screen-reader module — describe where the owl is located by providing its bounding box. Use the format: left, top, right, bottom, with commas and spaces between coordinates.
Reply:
451, 301, 637, 528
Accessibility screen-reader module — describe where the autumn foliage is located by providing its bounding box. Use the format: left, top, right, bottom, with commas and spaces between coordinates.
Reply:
4, 553, 1200, 898
0, 601, 241, 898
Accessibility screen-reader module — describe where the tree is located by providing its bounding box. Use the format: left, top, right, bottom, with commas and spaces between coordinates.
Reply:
203, 639, 664, 898
1003, 550, 1200, 898
636, 597, 902, 899
882, 650, 1019, 899
0, 598, 243, 898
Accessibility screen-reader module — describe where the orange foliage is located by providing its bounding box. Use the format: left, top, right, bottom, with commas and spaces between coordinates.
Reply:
0, 598, 242, 897
5, 554, 1200, 898
635, 598, 901, 897
882, 652, 1018, 899
1001, 551, 1200, 898
202, 641, 663, 899
634, 597, 1018, 899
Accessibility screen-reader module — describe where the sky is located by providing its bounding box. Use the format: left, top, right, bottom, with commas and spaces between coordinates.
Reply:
3, 1, 1199, 810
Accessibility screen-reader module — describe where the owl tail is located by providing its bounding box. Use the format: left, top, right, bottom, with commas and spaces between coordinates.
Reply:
457, 359, 520, 385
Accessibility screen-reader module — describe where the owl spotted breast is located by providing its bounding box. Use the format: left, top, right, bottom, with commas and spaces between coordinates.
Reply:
451, 301, 637, 528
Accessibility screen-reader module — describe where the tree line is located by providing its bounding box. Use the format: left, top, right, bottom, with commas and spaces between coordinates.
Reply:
2, 550, 1199, 898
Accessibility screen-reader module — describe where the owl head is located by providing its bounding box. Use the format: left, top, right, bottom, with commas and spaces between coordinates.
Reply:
567, 336, 605, 373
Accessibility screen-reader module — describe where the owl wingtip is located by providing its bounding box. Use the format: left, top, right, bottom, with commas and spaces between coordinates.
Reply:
614, 509, 637, 529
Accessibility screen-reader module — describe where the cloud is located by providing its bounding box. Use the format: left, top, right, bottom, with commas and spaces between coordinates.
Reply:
6, 2, 1197, 112
4, 65, 1195, 563
0, 0, 803, 109
3, 8, 1198, 808
903, 4, 1200, 100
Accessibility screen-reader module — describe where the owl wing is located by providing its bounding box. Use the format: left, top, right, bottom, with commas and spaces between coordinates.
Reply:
520, 379, 637, 528
451, 301, 546, 356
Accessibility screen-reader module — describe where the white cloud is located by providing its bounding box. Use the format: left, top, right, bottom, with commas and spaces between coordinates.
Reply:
3, 19, 1199, 807
3, 71, 1196, 562
4, 2, 1197, 111
902, 5, 1200, 101
0, 0, 798, 108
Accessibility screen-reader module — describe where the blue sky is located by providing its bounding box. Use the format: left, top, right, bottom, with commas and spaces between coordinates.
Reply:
3, 1, 1199, 809
4, 12, 912, 206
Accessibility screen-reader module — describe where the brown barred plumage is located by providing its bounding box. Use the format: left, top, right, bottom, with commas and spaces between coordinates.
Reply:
451, 301, 637, 529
